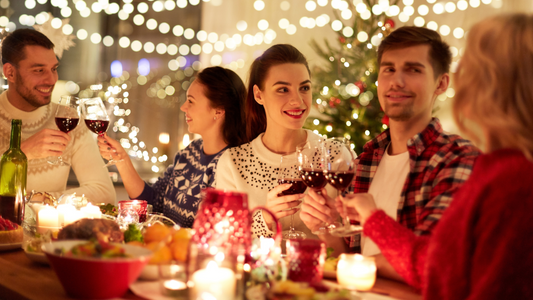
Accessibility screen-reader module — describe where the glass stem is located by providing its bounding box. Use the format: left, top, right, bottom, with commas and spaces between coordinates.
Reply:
290, 214, 295, 232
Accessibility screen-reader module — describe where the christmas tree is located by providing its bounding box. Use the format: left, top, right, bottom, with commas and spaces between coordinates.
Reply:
305, 0, 398, 154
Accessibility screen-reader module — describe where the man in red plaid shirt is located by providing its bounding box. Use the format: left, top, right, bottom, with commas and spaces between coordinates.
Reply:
301, 26, 480, 281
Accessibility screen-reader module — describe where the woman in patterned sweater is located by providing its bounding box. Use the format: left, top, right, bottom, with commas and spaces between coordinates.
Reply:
98, 67, 247, 227
215, 44, 337, 238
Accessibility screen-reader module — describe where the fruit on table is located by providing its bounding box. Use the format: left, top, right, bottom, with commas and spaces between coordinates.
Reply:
143, 223, 171, 244
141, 224, 191, 264
145, 242, 172, 264
0, 216, 23, 244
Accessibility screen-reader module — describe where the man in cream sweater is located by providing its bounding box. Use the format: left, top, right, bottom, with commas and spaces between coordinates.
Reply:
0, 29, 115, 204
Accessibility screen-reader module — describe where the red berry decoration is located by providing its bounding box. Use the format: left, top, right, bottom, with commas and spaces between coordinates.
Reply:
339, 36, 346, 43
385, 19, 395, 29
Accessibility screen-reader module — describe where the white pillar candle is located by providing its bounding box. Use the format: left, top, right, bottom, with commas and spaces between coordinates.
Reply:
38, 205, 58, 227
80, 203, 102, 219
191, 261, 236, 300
64, 209, 84, 226
57, 204, 76, 227
337, 254, 376, 291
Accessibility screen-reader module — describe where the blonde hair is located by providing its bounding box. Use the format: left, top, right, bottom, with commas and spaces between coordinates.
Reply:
453, 14, 533, 160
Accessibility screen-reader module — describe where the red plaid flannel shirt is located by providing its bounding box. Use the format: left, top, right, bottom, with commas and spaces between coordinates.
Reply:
348, 118, 480, 249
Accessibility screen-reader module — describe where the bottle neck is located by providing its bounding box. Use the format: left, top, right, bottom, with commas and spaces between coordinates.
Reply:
10, 120, 22, 149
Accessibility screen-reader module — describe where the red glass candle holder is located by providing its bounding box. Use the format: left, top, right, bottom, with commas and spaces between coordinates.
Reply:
118, 200, 148, 223
286, 239, 326, 283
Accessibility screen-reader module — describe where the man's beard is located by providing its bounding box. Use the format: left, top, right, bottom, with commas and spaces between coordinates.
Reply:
383, 102, 414, 122
14, 72, 52, 109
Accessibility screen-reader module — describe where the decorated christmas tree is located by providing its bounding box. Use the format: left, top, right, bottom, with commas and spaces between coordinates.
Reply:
305, 0, 398, 154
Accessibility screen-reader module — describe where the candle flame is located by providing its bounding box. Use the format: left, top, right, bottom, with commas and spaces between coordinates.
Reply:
206, 261, 219, 270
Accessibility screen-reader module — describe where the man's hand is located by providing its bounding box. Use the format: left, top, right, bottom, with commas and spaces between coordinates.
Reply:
300, 188, 339, 232
263, 184, 304, 227
20, 129, 70, 160
338, 193, 378, 226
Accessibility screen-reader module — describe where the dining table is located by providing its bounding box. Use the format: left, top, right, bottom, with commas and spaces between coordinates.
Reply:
0, 247, 422, 300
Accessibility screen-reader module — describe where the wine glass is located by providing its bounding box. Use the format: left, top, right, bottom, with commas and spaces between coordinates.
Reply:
297, 139, 328, 234
325, 137, 362, 237
79, 97, 123, 167
278, 154, 307, 239
48, 95, 79, 166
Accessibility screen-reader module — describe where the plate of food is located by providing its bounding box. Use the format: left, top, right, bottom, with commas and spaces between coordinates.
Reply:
0, 242, 22, 251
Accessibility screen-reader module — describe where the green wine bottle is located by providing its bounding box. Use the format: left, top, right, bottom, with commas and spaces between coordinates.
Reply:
0, 119, 27, 225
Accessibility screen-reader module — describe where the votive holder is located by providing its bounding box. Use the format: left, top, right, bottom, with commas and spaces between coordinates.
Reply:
159, 261, 188, 299
118, 200, 147, 222
286, 239, 326, 284
336, 254, 376, 291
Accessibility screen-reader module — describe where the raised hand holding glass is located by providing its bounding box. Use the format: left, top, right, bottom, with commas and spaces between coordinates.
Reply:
325, 137, 362, 237
278, 154, 307, 239
80, 97, 122, 167
48, 95, 79, 166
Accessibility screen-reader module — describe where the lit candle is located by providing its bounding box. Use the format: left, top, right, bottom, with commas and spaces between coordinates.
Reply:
80, 203, 102, 219
38, 205, 59, 233
162, 280, 188, 298
57, 204, 76, 227
337, 254, 376, 291
191, 261, 236, 299
64, 209, 84, 225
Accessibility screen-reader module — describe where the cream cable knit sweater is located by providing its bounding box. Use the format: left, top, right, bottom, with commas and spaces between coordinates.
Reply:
0, 91, 115, 204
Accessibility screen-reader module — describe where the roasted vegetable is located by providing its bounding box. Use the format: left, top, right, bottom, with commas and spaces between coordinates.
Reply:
124, 223, 143, 243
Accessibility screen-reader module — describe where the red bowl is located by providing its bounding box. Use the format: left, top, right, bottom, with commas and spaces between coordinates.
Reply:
42, 240, 152, 299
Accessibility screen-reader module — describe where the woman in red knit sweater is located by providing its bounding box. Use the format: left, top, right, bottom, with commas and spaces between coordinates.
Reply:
340, 14, 533, 299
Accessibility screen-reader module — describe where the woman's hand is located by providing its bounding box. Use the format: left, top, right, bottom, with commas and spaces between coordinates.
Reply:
97, 133, 127, 162
337, 193, 378, 226
263, 184, 304, 228
300, 188, 339, 233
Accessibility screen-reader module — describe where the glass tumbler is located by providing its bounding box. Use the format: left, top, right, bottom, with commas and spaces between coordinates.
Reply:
286, 239, 326, 284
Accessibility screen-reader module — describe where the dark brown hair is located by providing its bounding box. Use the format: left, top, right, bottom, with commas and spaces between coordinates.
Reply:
1, 28, 54, 66
245, 44, 310, 141
377, 26, 451, 78
196, 66, 247, 147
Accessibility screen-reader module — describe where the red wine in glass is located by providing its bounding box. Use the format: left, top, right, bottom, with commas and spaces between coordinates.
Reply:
55, 117, 79, 133
326, 171, 355, 192
84, 119, 109, 135
278, 179, 307, 196
300, 168, 328, 189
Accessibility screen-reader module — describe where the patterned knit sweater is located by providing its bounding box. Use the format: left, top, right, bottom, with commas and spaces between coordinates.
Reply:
0, 91, 115, 203
364, 149, 533, 299
137, 139, 225, 228
215, 130, 337, 239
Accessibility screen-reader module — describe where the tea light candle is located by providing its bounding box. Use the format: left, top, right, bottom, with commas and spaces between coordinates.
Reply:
80, 203, 102, 219
57, 204, 76, 226
162, 280, 188, 298
337, 254, 376, 291
191, 261, 236, 299
64, 209, 84, 225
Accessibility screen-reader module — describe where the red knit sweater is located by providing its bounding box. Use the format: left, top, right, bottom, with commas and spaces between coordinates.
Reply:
364, 149, 533, 299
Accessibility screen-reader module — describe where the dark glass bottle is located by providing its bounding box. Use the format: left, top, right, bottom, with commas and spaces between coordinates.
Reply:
0, 119, 27, 225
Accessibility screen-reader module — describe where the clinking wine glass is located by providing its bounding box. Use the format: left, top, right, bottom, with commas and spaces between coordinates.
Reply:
297, 140, 329, 235
325, 137, 362, 237
278, 154, 307, 239
48, 95, 79, 166
80, 97, 123, 167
